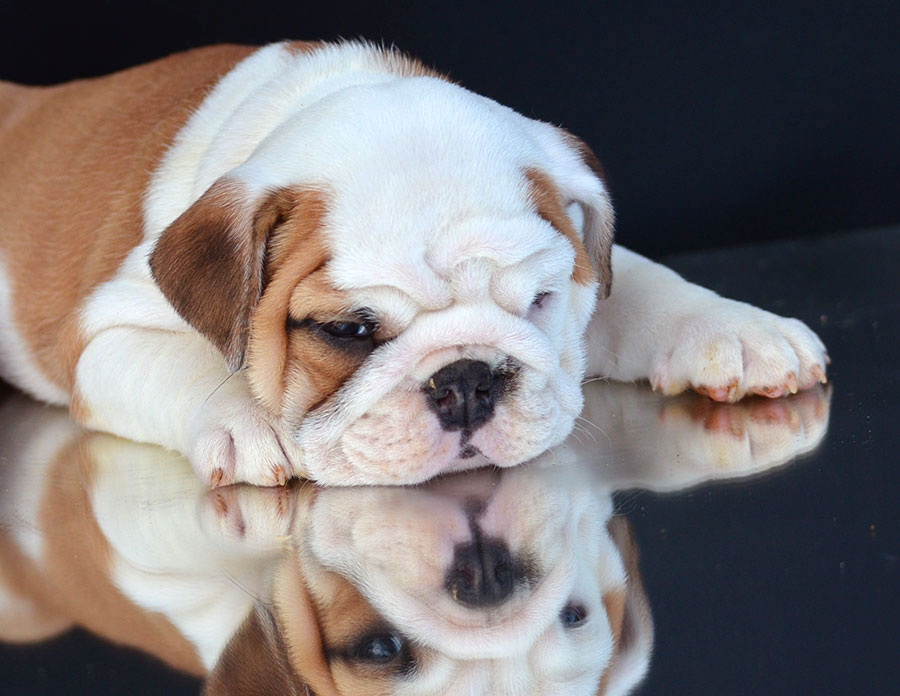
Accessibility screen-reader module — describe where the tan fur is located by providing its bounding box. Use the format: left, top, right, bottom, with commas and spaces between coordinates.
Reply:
272, 541, 416, 695
603, 588, 628, 650
538, 131, 616, 297
0, 435, 204, 675
0, 533, 73, 643
273, 557, 343, 695
149, 177, 263, 370
0, 45, 257, 393
151, 181, 365, 420
525, 168, 597, 286
596, 589, 628, 695
246, 188, 365, 419
558, 129, 609, 185
301, 564, 402, 695
204, 607, 307, 695
597, 516, 651, 695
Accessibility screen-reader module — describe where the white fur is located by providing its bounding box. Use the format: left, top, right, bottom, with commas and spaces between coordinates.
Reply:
586, 247, 828, 399
47, 41, 827, 485
72, 42, 606, 485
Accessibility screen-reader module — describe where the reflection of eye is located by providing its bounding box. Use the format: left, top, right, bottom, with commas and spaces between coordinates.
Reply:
531, 291, 551, 309
352, 633, 404, 663
560, 603, 588, 628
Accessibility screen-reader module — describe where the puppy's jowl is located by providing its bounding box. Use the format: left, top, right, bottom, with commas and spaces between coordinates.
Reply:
0, 42, 828, 485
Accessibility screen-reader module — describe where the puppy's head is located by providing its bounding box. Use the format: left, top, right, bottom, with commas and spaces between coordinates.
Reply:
203, 465, 650, 695
150, 64, 613, 484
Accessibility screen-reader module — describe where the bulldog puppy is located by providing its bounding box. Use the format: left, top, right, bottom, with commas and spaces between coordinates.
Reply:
0, 41, 829, 486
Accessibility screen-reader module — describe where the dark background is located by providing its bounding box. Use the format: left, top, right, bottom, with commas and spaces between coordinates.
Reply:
3, 0, 899, 257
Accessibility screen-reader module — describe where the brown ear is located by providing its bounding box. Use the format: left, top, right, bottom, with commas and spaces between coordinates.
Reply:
203, 607, 308, 696
558, 130, 616, 299
597, 516, 654, 695
271, 556, 341, 696
149, 179, 296, 372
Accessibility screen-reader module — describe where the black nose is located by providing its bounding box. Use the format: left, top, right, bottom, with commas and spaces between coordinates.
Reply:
425, 359, 501, 432
445, 537, 525, 607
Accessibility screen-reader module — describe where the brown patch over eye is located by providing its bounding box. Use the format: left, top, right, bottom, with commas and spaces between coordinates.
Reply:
246, 189, 373, 420
280, 269, 373, 417
524, 168, 597, 286
304, 567, 415, 691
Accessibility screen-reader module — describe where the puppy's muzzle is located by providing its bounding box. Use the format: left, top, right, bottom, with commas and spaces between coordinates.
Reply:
425, 359, 505, 432
445, 536, 527, 607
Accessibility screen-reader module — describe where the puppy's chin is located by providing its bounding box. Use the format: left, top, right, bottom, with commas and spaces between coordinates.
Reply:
296, 366, 583, 486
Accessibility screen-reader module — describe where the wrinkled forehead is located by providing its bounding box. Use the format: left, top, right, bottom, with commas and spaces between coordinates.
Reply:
322, 213, 564, 310
392, 654, 605, 696
237, 76, 584, 310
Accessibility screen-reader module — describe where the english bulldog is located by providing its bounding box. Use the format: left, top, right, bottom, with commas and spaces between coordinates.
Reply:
0, 41, 829, 486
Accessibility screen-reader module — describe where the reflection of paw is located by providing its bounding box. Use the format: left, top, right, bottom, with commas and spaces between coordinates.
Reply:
650, 300, 828, 402
198, 483, 297, 548
189, 390, 302, 488
655, 385, 831, 483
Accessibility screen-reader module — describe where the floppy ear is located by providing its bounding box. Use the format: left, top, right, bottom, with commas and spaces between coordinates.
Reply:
203, 606, 307, 696
271, 555, 341, 696
598, 516, 654, 696
149, 178, 297, 372
558, 131, 616, 299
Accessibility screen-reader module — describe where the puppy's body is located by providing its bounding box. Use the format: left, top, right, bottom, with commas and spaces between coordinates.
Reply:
0, 45, 256, 401
0, 42, 828, 485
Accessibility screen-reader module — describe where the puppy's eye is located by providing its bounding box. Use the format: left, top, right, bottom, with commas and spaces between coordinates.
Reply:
320, 320, 378, 339
560, 603, 588, 628
531, 291, 551, 309
353, 633, 404, 663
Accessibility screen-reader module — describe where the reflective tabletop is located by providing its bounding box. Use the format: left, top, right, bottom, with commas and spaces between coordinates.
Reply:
1, 227, 897, 695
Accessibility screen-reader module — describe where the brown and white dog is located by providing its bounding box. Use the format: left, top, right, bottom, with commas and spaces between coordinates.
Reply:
0, 42, 829, 486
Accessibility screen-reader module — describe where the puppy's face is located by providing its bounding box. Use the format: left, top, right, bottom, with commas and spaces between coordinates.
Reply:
151, 75, 613, 484
256, 466, 639, 695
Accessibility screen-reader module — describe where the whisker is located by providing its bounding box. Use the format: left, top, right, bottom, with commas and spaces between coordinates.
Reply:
223, 569, 270, 606
580, 375, 611, 386
575, 414, 612, 448
571, 421, 598, 446
204, 366, 247, 405
569, 425, 588, 447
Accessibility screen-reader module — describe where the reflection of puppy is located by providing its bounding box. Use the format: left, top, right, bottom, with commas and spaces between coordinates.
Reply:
0, 393, 651, 695
0, 384, 833, 694
568, 380, 832, 492
226, 467, 652, 696
0, 41, 828, 486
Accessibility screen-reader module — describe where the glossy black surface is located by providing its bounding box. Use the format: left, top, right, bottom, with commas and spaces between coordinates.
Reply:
0, 227, 897, 694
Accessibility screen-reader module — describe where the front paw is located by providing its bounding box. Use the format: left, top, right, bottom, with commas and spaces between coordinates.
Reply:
650, 300, 829, 402
189, 391, 303, 488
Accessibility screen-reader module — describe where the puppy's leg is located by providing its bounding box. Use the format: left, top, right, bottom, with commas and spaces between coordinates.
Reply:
585, 246, 828, 401
73, 328, 304, 487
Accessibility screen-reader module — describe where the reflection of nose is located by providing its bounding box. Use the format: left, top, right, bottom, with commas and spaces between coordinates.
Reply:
425, 359, 501, 432
445, 537, 525, 607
